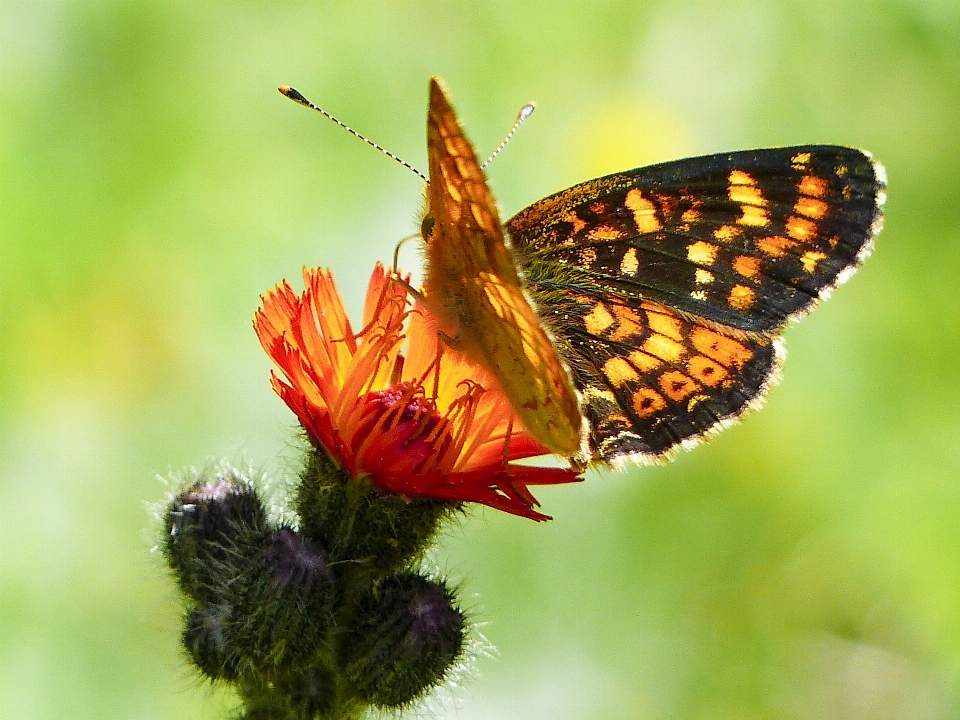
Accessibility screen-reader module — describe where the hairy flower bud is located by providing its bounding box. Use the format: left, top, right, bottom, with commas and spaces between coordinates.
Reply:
163, 465, 269, 603
343, 572, 465, 707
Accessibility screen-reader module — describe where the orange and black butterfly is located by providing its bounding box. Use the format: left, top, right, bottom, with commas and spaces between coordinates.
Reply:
419, 78, 885, 466
282, 79, 886, 466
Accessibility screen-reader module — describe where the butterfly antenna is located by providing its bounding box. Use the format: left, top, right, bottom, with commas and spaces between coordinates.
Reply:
481, 102, 536, 169
279, 85, 428, 182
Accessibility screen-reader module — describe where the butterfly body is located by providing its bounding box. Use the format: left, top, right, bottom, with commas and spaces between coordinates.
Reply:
420, 79, 886, 466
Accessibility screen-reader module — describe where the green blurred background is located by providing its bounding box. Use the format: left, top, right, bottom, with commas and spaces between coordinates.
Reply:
3, 1, 959, 718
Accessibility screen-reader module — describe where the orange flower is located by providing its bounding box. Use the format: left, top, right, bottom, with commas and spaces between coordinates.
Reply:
254, 264, 580, 521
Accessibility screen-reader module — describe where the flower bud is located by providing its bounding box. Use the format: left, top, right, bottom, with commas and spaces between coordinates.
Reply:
183, 604, 241, 681
343, 572, 465, 707
163, 465, 269, 602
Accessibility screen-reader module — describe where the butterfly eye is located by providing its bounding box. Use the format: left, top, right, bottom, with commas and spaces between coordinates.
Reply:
420, 214, 436, 241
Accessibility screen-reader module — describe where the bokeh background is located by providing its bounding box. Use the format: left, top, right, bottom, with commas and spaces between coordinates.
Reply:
3, 1, 959, 718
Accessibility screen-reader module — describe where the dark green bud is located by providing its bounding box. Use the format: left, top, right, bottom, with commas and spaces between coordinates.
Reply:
343, 572, 465, 708
295, 448, 453, 580
163, 465, 269, 602
183, 604, 242, 681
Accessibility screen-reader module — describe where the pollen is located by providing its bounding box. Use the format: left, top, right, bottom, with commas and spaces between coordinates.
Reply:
624, 188, 662, 233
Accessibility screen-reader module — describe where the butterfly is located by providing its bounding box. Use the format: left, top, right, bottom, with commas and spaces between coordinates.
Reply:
419, 78, 886, 467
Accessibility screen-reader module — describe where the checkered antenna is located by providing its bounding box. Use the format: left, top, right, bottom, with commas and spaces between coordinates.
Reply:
279, 85, 429, 182
481, 102, 536, 169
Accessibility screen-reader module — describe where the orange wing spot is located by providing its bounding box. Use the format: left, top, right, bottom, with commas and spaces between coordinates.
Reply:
563, 210, 588, 235
714, 224, 741, 242
682, 207, 701, 223
690, 327, 753, 369
727, 284, 756, 310
644, 307, 683, 340
686, 355, 729, 387
798, 174, 828, 198
739, 204, 770, 227
757, 235, 799, 258
658, 370, 699, 402
800, 249, 827, 273
624, 188, 662, 233
827, 235, 840, 249
600, 413, 631, 429
791, 151, 812, 167
642, 333, 686, 363
628, 350, 662, 372
785, 215, 817, 241
620, 247, 639, 275
687, 240, 719, 266
579, 247, 598, 267
729, 169, 755, 185
602, 356, 640, 387
584, 302, 615, 335
589, 201, 607, 214
587, 224, 626, 241
732, 254, 761, 278
632, 387, 667, 418
695, 268, 715, 285
609, 304, 644, 341
794, 196, 829, 220
729, 184, 766, 207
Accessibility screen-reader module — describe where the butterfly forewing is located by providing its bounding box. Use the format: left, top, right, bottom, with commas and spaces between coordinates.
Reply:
421, 78, 584, 457
508, 147, 885, 333
506, 145, 885, 464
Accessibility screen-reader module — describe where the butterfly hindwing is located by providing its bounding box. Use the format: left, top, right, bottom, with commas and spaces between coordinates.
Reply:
506, 146, 886, 463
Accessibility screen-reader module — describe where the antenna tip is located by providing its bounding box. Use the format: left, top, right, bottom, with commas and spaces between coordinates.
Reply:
279, 85, 310, 106
519, 103, 536, 121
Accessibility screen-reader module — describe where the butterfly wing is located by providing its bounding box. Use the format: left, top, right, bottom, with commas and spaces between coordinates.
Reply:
421, 78, 584, 457
506, 146, 886, 463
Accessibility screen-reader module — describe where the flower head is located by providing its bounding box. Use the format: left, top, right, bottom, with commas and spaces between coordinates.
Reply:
254, 264, 580, 520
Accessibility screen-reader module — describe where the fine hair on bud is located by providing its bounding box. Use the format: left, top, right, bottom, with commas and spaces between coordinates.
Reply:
295, 447, 455, 579
342, 572, 466, 708
163, 465, 269, 603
